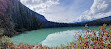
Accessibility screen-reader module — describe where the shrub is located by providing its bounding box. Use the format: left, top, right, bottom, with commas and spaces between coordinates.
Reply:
69, 24, 111, 49
0, 36, 12, 49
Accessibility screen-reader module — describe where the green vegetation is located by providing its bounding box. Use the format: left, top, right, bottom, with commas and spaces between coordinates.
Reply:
1, 24, 111, 49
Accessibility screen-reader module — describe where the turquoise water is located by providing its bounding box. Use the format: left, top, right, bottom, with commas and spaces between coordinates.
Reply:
11, 26, 109, 47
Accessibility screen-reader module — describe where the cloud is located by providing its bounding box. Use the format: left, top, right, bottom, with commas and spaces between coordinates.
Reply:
41, 0, 93, 23
20, 0, 59, 13
20, 0, 93, 23
78, 0, 111, 22
20, 0, 74, 23
42, 5, 76, 23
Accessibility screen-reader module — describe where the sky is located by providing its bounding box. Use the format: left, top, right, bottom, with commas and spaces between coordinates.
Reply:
20, 0, 111, 23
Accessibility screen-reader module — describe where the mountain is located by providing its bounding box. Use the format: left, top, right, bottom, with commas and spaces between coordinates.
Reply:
0, 0, 47, 36
82, 16, 111, 26
0, 0, 111, 36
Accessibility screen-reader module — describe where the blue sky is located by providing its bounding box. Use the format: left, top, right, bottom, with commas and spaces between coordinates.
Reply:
59, 0, 93, 16
20, 0, 111, 23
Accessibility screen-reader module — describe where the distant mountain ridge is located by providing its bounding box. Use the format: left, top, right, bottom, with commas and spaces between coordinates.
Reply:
75, 16, 111, 24
92, 16, 111, 21
83, 16, 111, 26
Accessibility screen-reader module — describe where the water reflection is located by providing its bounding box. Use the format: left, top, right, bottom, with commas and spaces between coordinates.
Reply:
42, 30, 83, 47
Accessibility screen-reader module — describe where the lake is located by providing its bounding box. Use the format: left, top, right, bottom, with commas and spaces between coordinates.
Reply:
11, 26, 109, 47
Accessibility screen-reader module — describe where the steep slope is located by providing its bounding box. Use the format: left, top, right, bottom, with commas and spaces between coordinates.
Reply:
10, 0, 47, 32
0, 0, 47, 36
0, 0, 16, 36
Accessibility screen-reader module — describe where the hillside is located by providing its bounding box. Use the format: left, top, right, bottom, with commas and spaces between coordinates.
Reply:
0, 0, 47, 36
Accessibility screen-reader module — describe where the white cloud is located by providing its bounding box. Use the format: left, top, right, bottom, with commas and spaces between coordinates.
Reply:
20, 0, 111, 23
20, 0, 76, 23
20, 0, 59, 13
42, 5, 76, 23
78, 0, 111, 22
